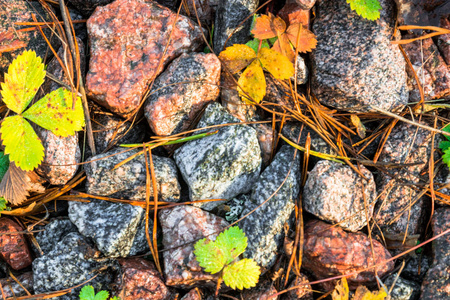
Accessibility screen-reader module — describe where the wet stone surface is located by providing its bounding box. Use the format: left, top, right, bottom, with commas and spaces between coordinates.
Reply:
240, 145, 300, 269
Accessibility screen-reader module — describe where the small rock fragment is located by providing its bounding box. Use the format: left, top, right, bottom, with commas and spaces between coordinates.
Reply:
303, 160, 376, 232
159, 205, 229, 288
284, 274, 313, 300
302, 220, 394, 290
241, 280, 278, 299
181, 288, 203, 300
240, 145, 300, 269
0, 272, 34, 298
33, 218, 78, 256
0, 218, 32, 270
383, 274, 420, 300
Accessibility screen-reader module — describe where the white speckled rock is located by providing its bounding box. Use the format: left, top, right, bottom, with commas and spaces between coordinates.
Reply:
240, 145, 301, 269
174, 102, 261, 211
33, 218, 78, 257
69, 200, 143, 257
85, 147, 180, 201
303, 160, 376, 232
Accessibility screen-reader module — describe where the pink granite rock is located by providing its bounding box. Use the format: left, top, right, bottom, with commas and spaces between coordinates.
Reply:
117, 258, 170, 300
145, 52, 220, 136
159, 205, 229, 288
86, 0, 204, 118
0, 218, 32, 270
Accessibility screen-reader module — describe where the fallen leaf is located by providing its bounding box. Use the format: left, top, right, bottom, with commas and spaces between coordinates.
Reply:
286, 23, 317, 53
218, 44, 257, 74
237, 60, 266, 104
350, 114, 366, 139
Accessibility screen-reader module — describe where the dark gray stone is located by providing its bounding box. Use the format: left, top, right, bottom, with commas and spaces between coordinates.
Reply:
67, 0, 114, 16
384, 275, 420, 300
0, 272, 34, 298
240, 145, 300, 269
128, 214, 156, 256
32, 232, 116, 299
402, 255, 431, 283
68, 200, 143, 257
33, 218, 78, 257
303, 160, 376, 232
174, 102, 261, 211
213, 0, 258, 53
311, 0, 408, 112
85, 147, 180, 202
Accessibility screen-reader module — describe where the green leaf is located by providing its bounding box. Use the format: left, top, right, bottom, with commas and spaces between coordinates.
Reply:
0, 50, 45, 114
79, 285, 95, 300
0, 115, 44, 171
347, 0, 382, 21
222, 259, 260, 290
439, 141, 450, 151
194, 238, 226, 274
215, 226, 247, 265
245, 38, 270, 54
442, 124, 450, 141
22, 87, 85, 137
443, 148, 450, 169
0, 197, 7, 215
93, 290, 109, 300
0, 152, 9, 182
110, 297, 120, 300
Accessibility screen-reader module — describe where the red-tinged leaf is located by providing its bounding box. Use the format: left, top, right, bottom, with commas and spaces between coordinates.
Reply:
251, 13, 283, 40
286, 23, 317, 53
272, 33, 295, 63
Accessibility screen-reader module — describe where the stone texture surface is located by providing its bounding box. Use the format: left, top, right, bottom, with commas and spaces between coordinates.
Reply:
159, 205, 229, 288
437, 17, 450, 65
241, 281, 278, 300
33, 218, 78, 256
145, 52, 221, 136
421, 263, 450, 299
403, 36, 450, 102
117, 258, 170, 300
213, 0, 258, 53
67, 0, 114, 16
402, 254, 431, 283
374, 122, 433, 236
251, 123, 274, 167
291, 0, 316, 10
69, 200, 143, 257
85, 147, 180, 201
303, 160, 376, 232
181, 0, 219, 25
0, 272, 34, 298
240, 145, 300, 269
35, 126, 81, 186
384, 274, 420, 300
311, 0, 408, 112
0, 0, 60, 73
90, 111, 146, 154
395, 0, 449, 28
86, 0, 204, 118
174, 103, 261, 211
181, 288, 203, 300
0, 218, 32, 270
32, 232, 116, 299
302, 220, 394, 290
283, 274, 313, 300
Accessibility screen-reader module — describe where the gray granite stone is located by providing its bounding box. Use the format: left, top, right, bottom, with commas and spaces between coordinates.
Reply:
128, 214, 156, 256
303, 160, 376, 232
240, 145, 300, 269
0, 272, 34, 298
311, 0, 408, 112
402, 254, 431, 283
33, 218, 78, 257
85, 147, 180, 201
384, 275, 420, 300
68, 200, 143, 257
32, 232, 116, 299
213, 0, 258, 53
174, 102, 261, 211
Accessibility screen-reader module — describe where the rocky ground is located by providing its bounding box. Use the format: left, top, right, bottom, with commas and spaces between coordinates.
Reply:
0, 0, 449, 299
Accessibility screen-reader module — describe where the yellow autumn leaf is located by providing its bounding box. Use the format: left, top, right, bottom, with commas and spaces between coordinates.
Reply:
237, 60, 266, 104
350, 114, 366, 139
257, 47, 294, 80
352, 285, 387, 300
218, 44, 257, 74
332, 278, 349, 300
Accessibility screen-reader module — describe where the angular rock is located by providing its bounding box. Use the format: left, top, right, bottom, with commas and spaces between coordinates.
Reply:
311, 0, 408, 112
35, 127, 81, 186
240, 145, 300, 269
241, 280, 278, 299
403, 36, 450, 102
0, 272, 34, 298
117, 258, 170, 300
213, 0, 258, 53
32, 232, 116, 299
160, 205, 229, 288
174, 103, 261, 211
145, 52, 221, 136
383, 275, 420, 300
374, 122, 433, 236
181, 288, 203, 300
128, 215, 155, 257
251, 123, 274, 167
402, 254, 431, 283
181, 0, 219, 25
85, 147, 180, 201
69, 200, 143, 257
283, 274, 313, 300
302, 220, 394, 290
0, 218, 32, 270
293, 55, 309, 85
0, 0, 60, 73
421, 262, 450, 299
86, 0, 204, 118
303, 160, 376, 232
90, 111, 146, 154
33, 218, 78, 256
67, 0, 114, 16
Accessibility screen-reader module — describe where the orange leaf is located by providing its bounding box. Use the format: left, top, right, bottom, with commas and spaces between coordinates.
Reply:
286, 23, 317, 53
272, 33, 295, 63
258, 47, 294, 80
237, 60, 266, 104
218, 44, 257, 74
251, 13, 285, 40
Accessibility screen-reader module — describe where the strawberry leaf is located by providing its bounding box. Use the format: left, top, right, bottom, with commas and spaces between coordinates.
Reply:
286, 23, 317, 54
22, 87, 85, 137
222, 259, 260, 290
258, 47, 294, 80
0, 50, 45, 114
93, 290, 109, 300
0, 115, 44, 171
0, 152, 9, 182
215, 226, 247, 265
443, 148, 450, 169
347, 0, 382, 21
251, 13, 281, 40
79, 285, 95, 300
245, 38, 270, 54
237, 60, 266, 104
218, 44, 257, 74
194, 238, 226, 274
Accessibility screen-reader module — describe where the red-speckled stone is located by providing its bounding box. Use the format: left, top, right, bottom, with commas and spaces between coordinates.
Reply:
302, 220, 394, 290
86, 0, 204, 118
117, 258, 170, 300
159, 205, 229, 288
181, 288, 202, 300
145, 52, 220, 136
0, 272, 34, 298
403, 36, 450, 102
0, 218, 32, 270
